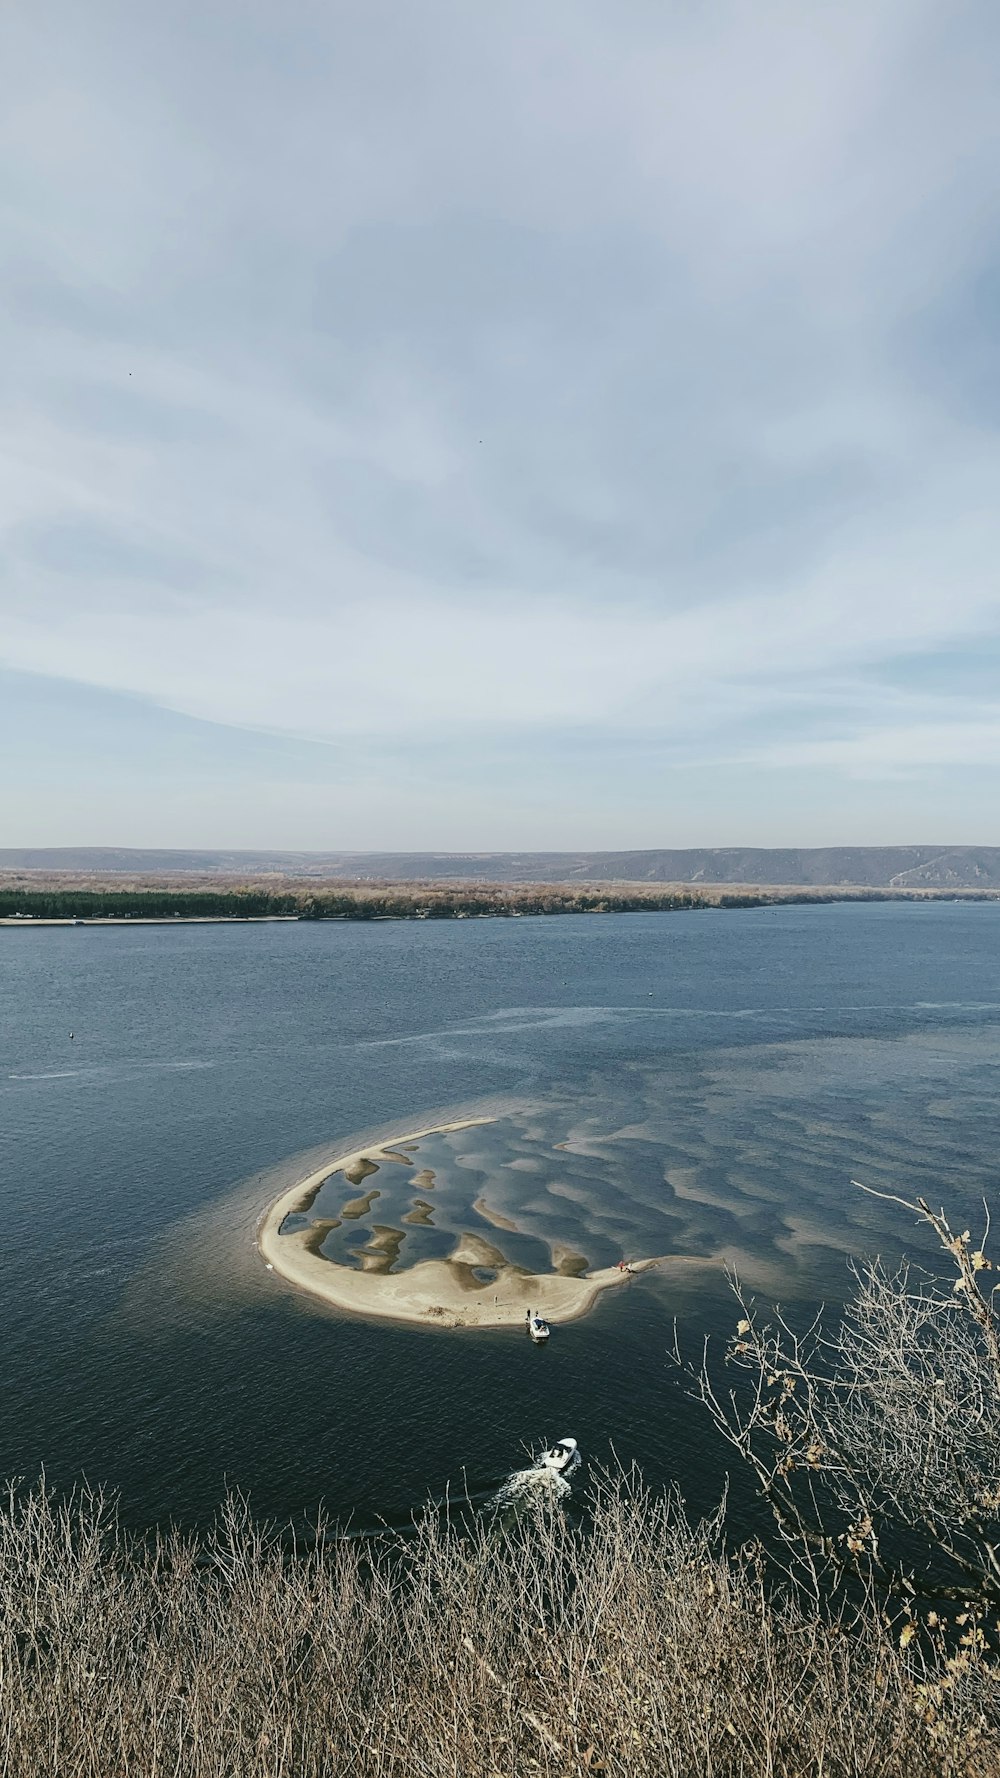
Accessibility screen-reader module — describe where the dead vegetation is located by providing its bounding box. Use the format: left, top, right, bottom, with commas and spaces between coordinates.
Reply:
0, 1464, 993, 1777
5, 1192, 1000, 1774
673, 1186, 1000, 1772
679, 1190, 1000, 1612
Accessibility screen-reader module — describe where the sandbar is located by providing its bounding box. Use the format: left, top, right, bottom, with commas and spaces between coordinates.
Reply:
257, 1117, 664, 1329
403, 1199, 435, 1225
473, 1195, 519, 1232
340, 1186, 381, 1219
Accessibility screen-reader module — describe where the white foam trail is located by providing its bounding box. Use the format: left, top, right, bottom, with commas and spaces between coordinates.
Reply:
492, 1445, 581, 1509
8, 1070, 82, 1080
494, 1466, 572, 1506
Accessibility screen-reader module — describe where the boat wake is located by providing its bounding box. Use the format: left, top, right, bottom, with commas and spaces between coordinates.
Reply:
491, 1436, 581, 1515
494, 1464, 573, 1507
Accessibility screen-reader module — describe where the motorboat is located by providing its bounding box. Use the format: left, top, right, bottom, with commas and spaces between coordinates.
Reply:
538, 1436, 579, 1476
527, 1313, 550, 1343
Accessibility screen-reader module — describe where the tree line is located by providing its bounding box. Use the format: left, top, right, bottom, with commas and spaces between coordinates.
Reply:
0, 884, 718, 921
4, 881, 984, 923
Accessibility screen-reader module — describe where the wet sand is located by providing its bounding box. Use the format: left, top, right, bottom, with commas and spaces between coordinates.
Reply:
258, 1118, 666, 1328
473, 1195, 518, 1232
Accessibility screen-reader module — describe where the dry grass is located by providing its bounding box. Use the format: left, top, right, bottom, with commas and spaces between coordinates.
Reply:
0, 1469, 993, 1778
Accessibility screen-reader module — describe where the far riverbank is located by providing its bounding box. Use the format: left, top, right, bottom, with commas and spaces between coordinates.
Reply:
3, 882, 999, 926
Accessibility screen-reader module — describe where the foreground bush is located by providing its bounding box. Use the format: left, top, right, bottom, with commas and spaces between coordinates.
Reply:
0, 1467, 992, 1778
682, 1188, 1000, 1618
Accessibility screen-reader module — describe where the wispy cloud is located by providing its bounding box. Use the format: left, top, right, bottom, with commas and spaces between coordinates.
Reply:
3, 0, 1000, 841
746, 715, 1000, 779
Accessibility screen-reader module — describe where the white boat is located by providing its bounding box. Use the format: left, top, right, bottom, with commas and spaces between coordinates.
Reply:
527, 1313, 550, 1343
538, 1436, 579, 1476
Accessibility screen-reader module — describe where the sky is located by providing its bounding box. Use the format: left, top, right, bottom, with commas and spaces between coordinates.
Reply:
3, 0, 1000, 849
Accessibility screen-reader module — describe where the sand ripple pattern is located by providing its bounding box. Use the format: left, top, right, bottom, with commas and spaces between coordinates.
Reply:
261, 1025, 1000, 1322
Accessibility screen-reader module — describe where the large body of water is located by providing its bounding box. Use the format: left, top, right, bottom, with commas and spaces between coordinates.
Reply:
2, 903, 999, 1531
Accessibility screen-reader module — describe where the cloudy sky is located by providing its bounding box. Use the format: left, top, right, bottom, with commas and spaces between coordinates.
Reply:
3, 0, 999, 848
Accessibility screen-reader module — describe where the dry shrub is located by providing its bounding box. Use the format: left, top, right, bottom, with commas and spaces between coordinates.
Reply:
679, 1191, 1000, 1617
0, 1466, 993, 1778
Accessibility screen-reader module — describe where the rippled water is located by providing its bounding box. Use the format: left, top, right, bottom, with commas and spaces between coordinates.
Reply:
2, 903, 999, 1531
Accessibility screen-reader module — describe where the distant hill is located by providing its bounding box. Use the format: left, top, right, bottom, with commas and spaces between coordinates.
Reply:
3, 845, 1000, 888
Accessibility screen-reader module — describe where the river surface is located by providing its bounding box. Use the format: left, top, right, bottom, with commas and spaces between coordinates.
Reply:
2, 903, 999, 1531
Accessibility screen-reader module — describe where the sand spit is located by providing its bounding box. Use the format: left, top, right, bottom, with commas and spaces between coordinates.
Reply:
258, 1118, 664, 1329
403, 1200, 435, 1225
473, 1195, 519, 1232
0, 916, 298, 927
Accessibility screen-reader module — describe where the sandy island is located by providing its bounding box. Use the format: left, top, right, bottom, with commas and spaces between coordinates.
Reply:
257, 1117, 664, 1329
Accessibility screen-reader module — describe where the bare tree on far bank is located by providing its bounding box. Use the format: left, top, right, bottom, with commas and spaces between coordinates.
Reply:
3, 878, 997, 925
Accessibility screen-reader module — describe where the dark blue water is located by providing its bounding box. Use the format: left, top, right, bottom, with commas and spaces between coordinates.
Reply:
2, 903, 999, 1530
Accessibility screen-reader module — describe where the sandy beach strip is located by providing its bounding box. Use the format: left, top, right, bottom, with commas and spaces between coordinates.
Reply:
0, 916, 299, 927
257, 1117, 665, 1329
472, 1195, 519, 1232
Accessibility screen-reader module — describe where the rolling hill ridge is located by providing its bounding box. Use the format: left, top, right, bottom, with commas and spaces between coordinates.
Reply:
3, 845, 1000, 888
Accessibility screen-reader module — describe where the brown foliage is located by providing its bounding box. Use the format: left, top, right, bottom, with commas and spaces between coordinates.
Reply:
0, 1469, 992, 1777
678, 1192, 1000, 1613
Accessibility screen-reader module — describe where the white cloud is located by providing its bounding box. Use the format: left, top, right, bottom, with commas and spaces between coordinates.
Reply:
2, 0, 1000, 836
747, 717, 1000, 779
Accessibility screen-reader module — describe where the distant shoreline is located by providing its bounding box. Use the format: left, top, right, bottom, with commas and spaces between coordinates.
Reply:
2, 884, 999, 929
0, 915, 300, 927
